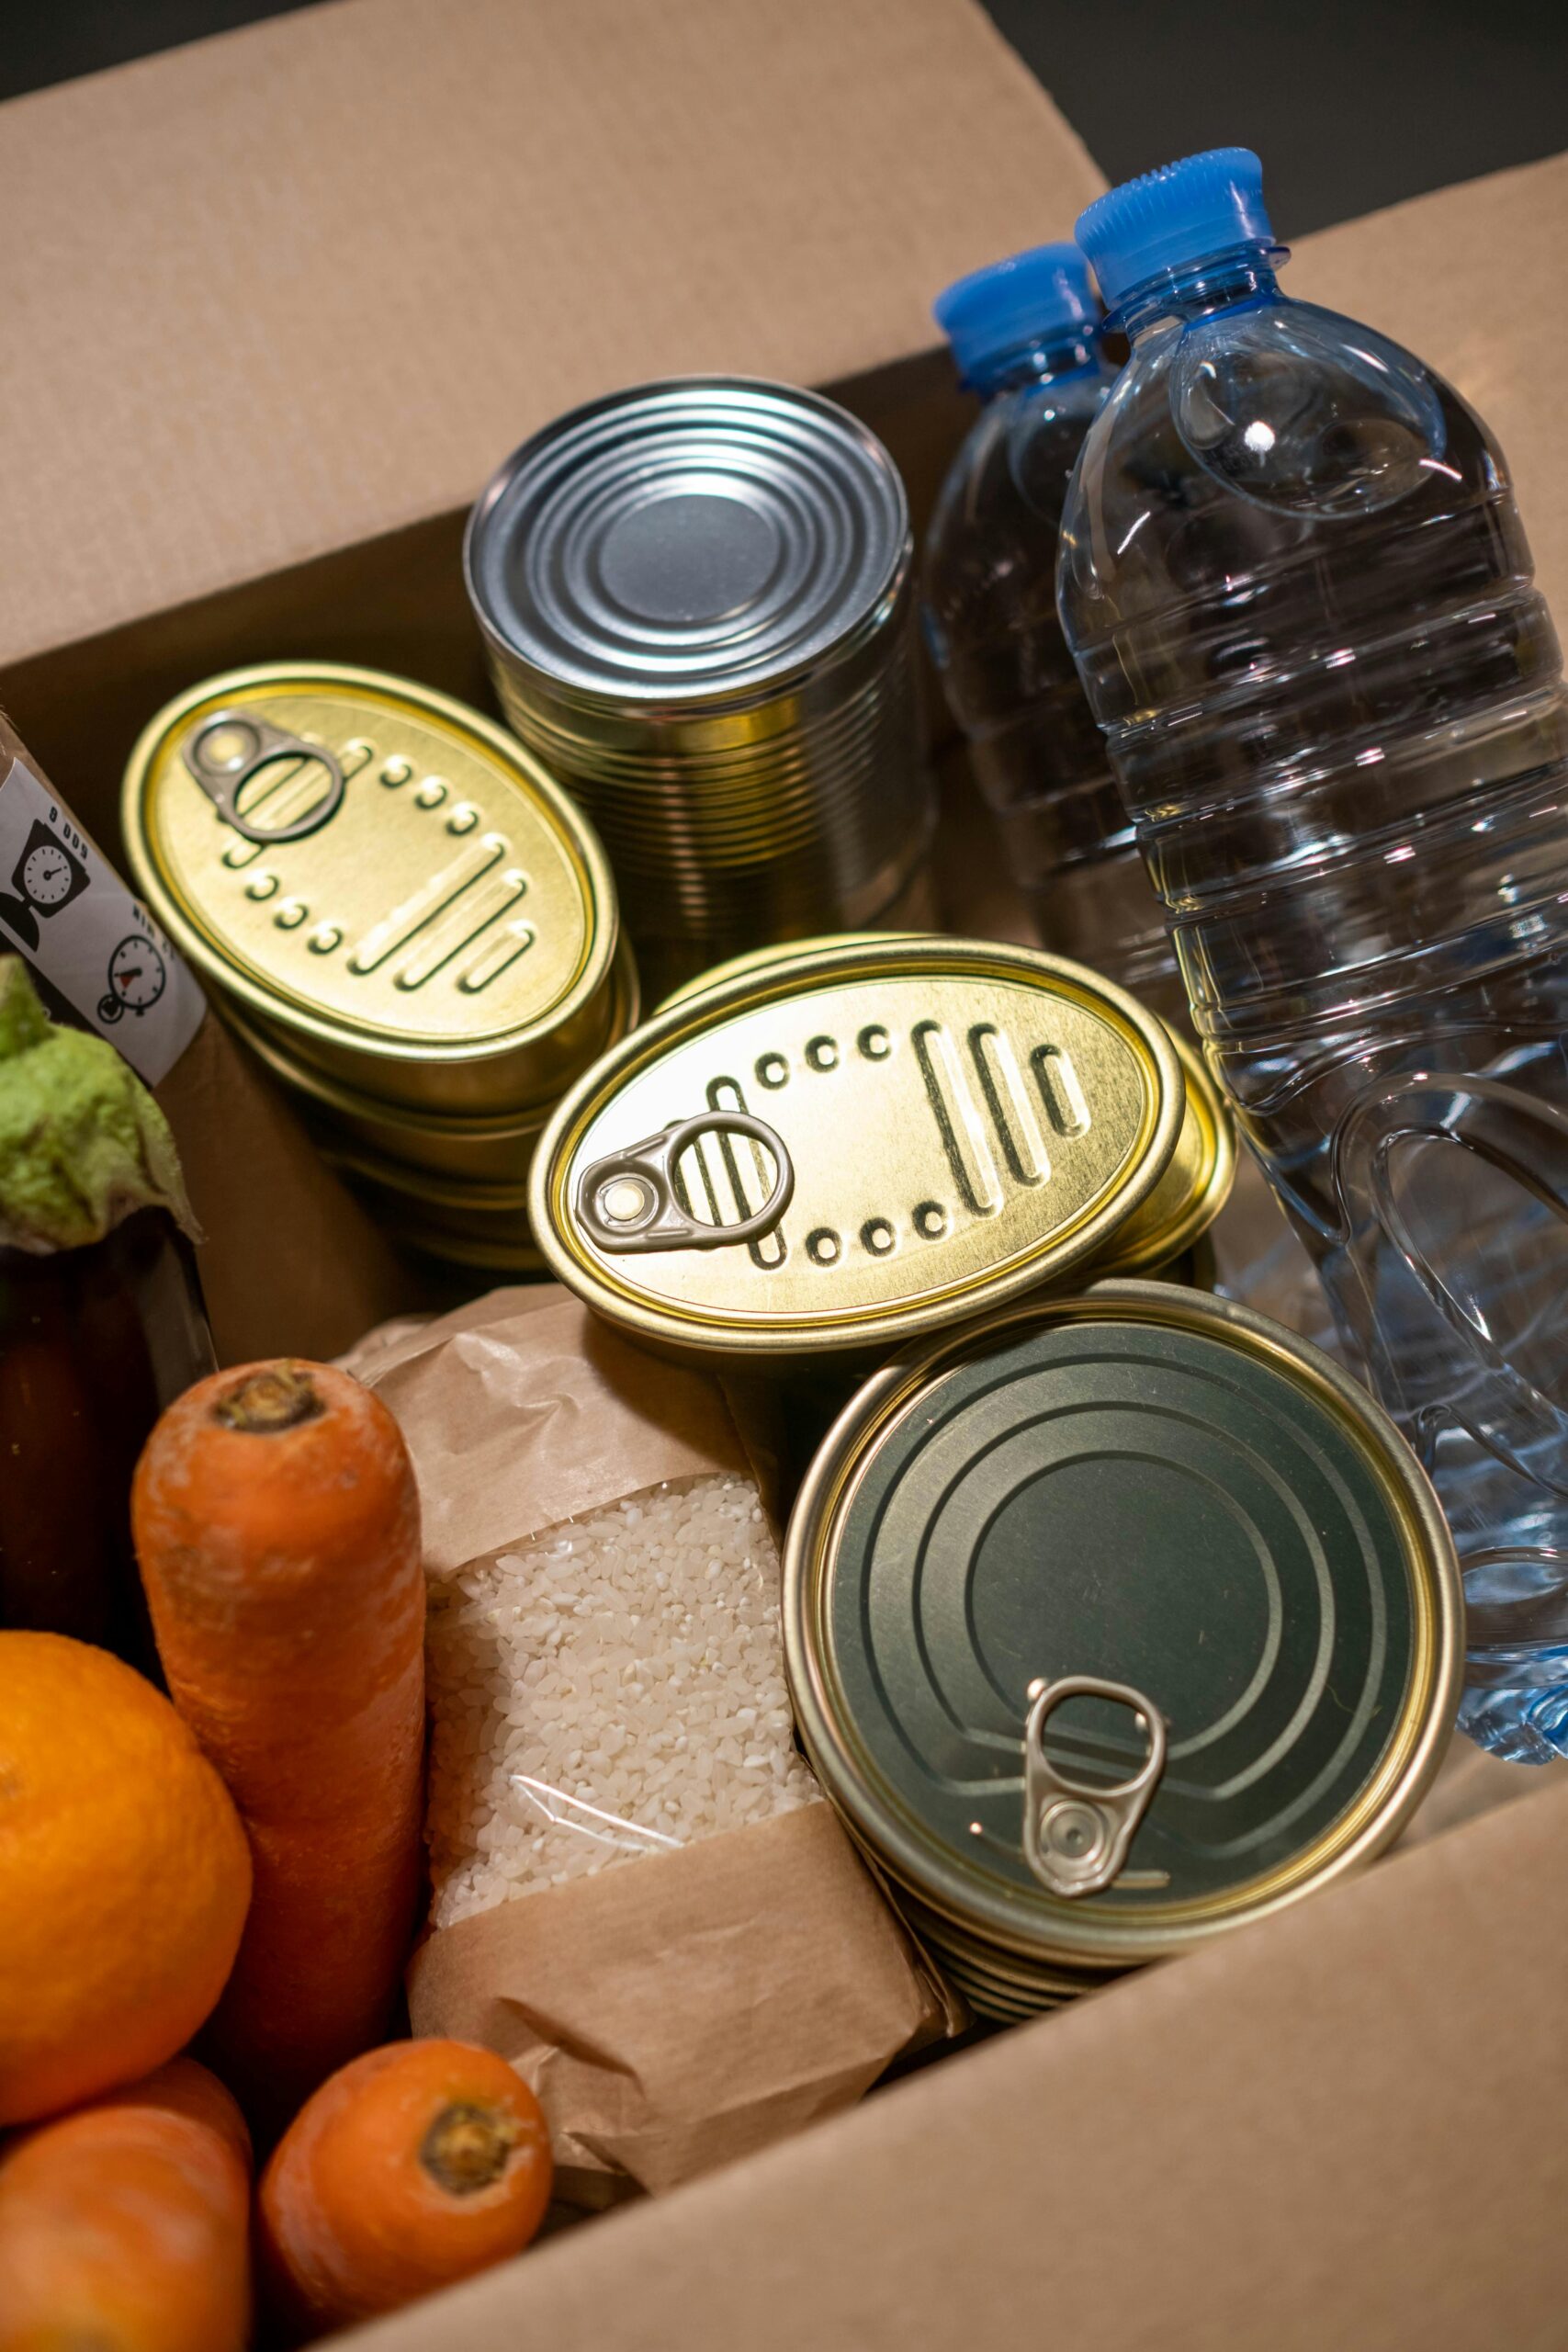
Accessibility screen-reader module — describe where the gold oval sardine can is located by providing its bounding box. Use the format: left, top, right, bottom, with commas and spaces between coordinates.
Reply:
658, 934, 1235, 1283
783, 1283, 1463, 2013
122, 662, 623, 1117
531, 934, 1185, 1362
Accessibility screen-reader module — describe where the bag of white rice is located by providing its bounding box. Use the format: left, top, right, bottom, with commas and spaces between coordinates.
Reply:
344, 1284, 952, 2200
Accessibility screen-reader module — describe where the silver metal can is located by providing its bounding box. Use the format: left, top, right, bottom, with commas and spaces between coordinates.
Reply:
465, 378, 934, 992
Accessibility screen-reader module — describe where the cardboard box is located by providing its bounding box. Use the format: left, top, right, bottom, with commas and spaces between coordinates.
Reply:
4, 0, 1565, 2340
0, 0, 1102, 848
355, 1773, 1568, 2352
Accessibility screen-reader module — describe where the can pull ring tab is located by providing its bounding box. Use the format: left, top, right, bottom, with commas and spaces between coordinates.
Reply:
1022, 1674, 1168, 1899
182, 707, 346, 845
576, 1113, 795, 1255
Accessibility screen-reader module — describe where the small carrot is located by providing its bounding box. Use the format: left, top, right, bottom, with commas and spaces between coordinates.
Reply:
132, 1359, 425, 2133
259, 2038, 553, 2335
0, 2055, 252, 2352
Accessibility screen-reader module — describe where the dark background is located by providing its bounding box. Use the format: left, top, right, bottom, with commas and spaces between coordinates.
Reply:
4, 0, 1564, 236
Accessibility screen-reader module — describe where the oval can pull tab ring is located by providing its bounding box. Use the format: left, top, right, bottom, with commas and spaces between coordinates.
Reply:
182, 707, 346, 845
1022, 1675, 1168, 1899
575, 1113, 795, 1255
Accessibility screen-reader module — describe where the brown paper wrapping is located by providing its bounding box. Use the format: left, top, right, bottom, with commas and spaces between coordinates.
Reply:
343, 1282, 759, 1573
347, 1285, 953, 2201
407, 1804, 946, 2202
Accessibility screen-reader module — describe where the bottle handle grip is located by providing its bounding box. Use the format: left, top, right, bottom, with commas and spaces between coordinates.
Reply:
1334, 1072, 1568, 1491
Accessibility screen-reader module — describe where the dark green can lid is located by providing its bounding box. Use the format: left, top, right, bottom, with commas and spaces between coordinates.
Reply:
784, 1283, 1462, 1972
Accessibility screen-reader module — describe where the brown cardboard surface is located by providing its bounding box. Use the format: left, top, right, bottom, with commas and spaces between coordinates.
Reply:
356, 1774, 1568, 2352
1292, 153, 1568, 622
156, 1012, 422, 1363
0, 0, 1101, 843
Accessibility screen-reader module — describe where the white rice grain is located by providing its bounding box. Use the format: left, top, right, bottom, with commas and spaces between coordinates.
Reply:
424, 1474, 818, 1928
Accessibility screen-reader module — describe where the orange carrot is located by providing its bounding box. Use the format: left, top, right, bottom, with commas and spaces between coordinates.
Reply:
0, 2055, 252, 2352
132, 1360, 425, 2133
259, 2039, 553, 2335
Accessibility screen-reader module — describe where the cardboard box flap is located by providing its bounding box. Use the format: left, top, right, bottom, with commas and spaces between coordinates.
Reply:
0, 0, 1100, 675
354, 1775, 1568, 2351
1293, 153, 1568, 620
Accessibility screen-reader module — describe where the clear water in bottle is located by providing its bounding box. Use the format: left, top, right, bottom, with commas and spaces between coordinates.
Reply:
1061, 149, 1568, 1760
923, 243, 1186, 1023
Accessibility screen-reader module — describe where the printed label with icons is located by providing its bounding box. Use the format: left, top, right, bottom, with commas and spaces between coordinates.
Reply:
0, 756, 205, 1084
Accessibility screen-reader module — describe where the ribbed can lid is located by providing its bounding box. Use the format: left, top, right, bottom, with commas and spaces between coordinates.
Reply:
466, 378, 910, 707
528, 936, 1185, 1363
119, 663, 622, 1117
784, 1284, 1461, 1971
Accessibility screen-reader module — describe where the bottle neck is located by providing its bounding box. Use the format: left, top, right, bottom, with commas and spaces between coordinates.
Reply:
1115, 243, 1285, 342
967, 330, 1101, 399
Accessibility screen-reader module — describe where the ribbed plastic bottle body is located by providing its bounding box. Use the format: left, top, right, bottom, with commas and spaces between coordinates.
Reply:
1059, 273, 1568, 1759
923, 358, 1185, 1018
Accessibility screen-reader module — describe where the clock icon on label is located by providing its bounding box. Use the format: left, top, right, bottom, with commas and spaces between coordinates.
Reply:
0, 819, 91, 949
22, 842, 78, 906
98, 935, 168, 1024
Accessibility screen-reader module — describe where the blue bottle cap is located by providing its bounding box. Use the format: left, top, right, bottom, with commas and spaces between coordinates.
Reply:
1075, 148, 1275, 313
933, 242, 1100, 387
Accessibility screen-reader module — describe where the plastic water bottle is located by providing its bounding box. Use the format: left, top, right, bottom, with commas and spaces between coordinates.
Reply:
1060, 150, 1568, 1762
923, 244, 1185, 1022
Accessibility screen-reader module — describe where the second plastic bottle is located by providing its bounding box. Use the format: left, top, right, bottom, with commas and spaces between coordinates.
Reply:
923, 243, 1184, 1021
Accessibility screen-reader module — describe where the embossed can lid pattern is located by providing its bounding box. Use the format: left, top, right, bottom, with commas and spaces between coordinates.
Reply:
465, 379, 910, 705
658, 936, 1235, 1280
531, 936, 1186, 1359
122, 663, 621, 1117
784, 1284, 1462, 1988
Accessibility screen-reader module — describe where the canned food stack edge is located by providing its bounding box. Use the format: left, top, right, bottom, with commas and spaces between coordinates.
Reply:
784, 1286, 1465, 2016
466, 378, 936, 995
123, 663, 637, 1271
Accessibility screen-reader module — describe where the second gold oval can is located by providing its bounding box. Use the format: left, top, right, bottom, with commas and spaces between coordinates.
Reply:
122, 662, 623, 1117
657, 934, 1236, 1285
1083, 1024, 1234, 1278
530, 934, 1186, 1361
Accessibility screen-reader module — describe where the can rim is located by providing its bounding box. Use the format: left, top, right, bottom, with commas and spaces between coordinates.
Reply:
315, 1134, 534, 1213
528, 935, 1186, 1358
465, 375, 912, 712
1087, 1025, 1235, 1274
216, 933, 641, 1141
120, 662, 621, 1071
783, 1280, 1463, 1963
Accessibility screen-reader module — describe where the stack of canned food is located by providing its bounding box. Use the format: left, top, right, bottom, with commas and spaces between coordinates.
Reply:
109, 368, 1469, 2022
124, 664, 638, 1272
783, 1287, 1461, 2015
466, 379, 937, 998
521, 933, 1461, 2016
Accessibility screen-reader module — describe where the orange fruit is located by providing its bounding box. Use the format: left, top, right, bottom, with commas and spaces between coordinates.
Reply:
0, 1633, 252, 2126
